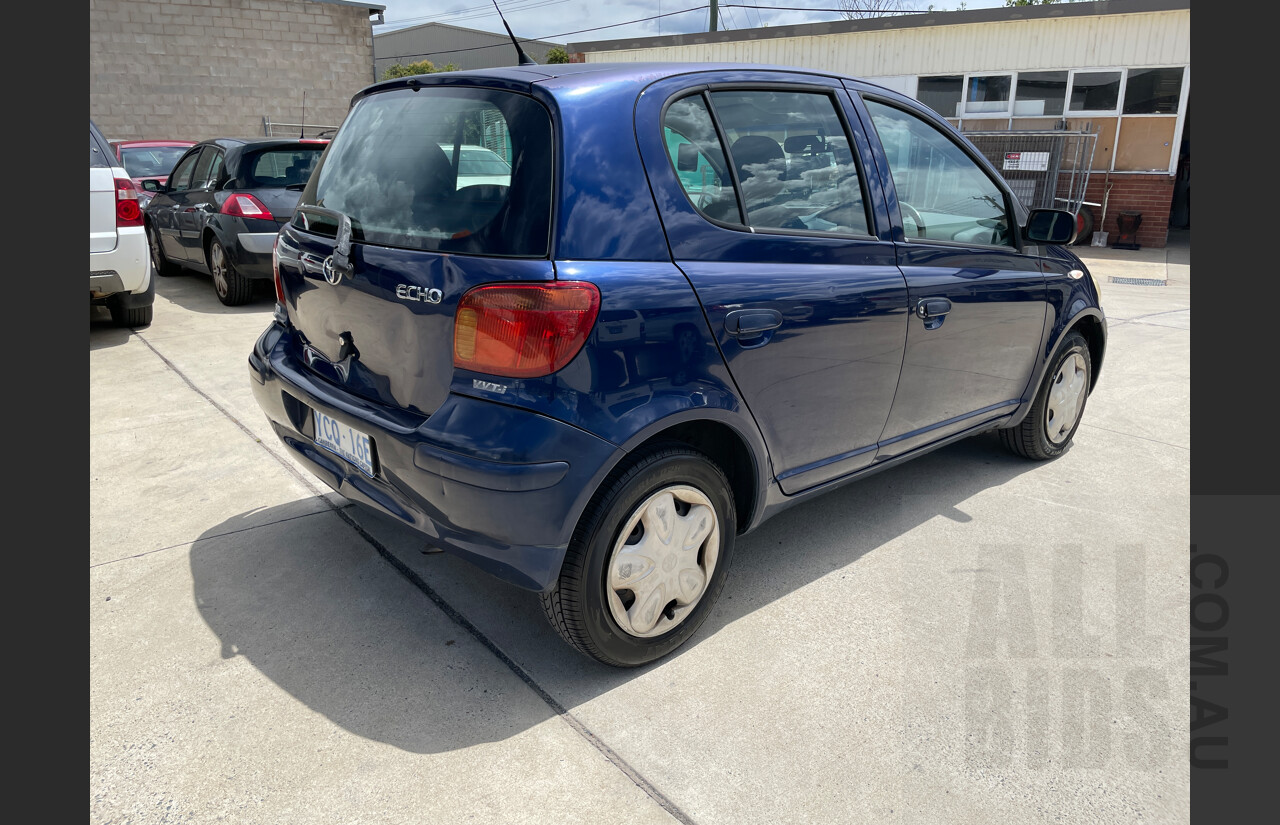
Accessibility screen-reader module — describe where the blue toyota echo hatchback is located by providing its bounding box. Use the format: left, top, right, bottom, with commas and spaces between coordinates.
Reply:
249, 63, 1106, 666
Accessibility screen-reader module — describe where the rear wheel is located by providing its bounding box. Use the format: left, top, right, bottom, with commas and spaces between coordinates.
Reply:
541, 443, 736, 667
109, 302, 153, 329
1000, 331, 1091, 460
208, 238, 253, 306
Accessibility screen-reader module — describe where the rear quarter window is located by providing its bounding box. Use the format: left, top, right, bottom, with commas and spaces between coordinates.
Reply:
243, 148, 324, 188
298, 86, 553, 257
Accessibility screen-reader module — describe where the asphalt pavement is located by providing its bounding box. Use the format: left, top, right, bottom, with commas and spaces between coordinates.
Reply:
90, 234, 1190, 824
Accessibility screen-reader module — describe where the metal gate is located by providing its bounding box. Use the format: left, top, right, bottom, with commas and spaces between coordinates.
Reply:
961, 130, 1097, 216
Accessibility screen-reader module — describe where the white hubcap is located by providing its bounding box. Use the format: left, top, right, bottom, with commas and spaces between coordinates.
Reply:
606, 485, 720, 638
1045, 352, 1088, 444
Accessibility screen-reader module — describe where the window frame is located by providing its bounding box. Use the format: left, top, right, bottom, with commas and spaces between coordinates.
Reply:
191, 147, 224, 191
659, 82, 879, 242
1010, 70, 1069, 119
167, 147, 203, 192
961, 72, 1015, 119
1064, 67, 1126, 118
859, 94, 1023, 253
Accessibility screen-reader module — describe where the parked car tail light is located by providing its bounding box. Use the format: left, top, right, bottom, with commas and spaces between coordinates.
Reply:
221, 193, 275, 221
454, 282, 601, 378
272, 234, 285, 305
114, 177, 144, 227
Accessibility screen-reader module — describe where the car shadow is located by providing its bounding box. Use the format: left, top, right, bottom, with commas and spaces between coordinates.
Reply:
188, 432, 1036, 754
90, 306, 142, 349
154, 269, 275, 315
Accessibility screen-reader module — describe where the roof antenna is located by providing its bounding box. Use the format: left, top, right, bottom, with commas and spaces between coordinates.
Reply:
491, 1, 537, 66
300, 90, 306, 138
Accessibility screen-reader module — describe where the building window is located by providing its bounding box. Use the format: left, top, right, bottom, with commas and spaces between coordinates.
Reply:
917, 75, 963, 119
1069, 71, 1122, 113
1013, 71, 1067, 117
1123, 67, 1185, 114
965, 75, 1011, 114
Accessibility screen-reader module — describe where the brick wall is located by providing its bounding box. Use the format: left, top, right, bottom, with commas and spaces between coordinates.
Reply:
1079, 173, 1175, 249
90, 0, 376, 141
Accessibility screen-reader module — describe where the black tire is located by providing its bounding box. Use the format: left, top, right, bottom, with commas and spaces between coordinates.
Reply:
541, 443, 737, 667
1072, 207, 1095, 246
1000, 331, 1091, 460
147, 224, 180, 276
109, 302, 153, 329
207, 238, 254, 306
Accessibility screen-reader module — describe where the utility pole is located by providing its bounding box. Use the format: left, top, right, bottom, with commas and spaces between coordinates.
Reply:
710, 0, 718, 32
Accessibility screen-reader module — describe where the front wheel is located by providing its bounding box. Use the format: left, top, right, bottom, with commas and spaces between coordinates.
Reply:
541, 443, 736, 667
147, 225, 180, 276
1000, 331, 1092, 460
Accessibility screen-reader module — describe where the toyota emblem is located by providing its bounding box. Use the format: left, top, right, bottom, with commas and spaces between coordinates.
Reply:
322, 255, 342, 286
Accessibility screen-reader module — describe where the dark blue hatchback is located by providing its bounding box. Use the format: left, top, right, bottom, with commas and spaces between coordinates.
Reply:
249, 63, 1105, 666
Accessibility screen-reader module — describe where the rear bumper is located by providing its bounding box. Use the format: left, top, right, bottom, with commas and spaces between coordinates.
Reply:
90, 226, 148, 296
248, 322, 622, 591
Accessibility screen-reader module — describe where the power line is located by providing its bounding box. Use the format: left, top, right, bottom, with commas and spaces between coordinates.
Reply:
376, 2, 930, 63
377, 6, 712, 62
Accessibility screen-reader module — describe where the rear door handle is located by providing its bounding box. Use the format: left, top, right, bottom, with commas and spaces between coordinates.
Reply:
915, 298, 952, 319
724, 309, 783, 337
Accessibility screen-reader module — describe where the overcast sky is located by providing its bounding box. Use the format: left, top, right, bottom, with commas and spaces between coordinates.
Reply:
373, 0, 1014, 47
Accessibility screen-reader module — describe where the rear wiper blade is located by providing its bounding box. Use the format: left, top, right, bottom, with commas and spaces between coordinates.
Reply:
285, 183, 307, 191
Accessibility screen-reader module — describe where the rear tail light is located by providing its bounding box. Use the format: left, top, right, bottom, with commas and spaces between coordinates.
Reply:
221, 193, 275, 221
272, 234, 285, 305
453, 282, 601, 378
114, 177, 144, 227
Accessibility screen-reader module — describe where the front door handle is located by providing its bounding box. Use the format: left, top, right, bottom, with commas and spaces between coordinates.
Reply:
724, 309, 783, 337
915, 297, 952, 320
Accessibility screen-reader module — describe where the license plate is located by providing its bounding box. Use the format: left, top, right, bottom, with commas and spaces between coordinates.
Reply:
313, 410, 375, 477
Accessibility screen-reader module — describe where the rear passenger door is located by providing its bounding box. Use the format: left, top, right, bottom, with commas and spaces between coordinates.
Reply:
848, 88, 1048, 459
635, 73, 908, 494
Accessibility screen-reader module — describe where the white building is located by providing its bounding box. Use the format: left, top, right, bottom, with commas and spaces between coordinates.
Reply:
570, 0, 1190, 248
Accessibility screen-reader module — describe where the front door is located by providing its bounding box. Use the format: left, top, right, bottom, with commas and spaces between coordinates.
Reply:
636, 75, 909, 494
853, 92, 1048, 460
152, 147, 202, 261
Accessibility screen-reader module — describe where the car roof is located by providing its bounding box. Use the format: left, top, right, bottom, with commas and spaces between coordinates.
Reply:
112, 140, 197, 148
191, 137, 330, 150
357, 61, 902, 106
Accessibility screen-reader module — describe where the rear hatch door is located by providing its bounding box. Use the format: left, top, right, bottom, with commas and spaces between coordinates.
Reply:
90, 166, 118, 254
277, 84, 555, 416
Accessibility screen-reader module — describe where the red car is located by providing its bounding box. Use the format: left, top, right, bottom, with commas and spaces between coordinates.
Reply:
110, 140, 197, 205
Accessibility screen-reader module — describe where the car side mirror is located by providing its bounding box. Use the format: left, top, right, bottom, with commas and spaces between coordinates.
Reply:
676, 143, 700, 172
141, 179, 163, 193
1024, 208, 1077, 245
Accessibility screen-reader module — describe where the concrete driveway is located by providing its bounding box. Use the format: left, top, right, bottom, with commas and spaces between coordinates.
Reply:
90, 237, 1190, 824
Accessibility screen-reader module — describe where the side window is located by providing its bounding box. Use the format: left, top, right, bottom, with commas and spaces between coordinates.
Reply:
863, 98, 1013, 247
90, 131, 111, 168
191, 148, 220, 190
709, 89, 871, 236
168, 150, 200, 192
662, 95, 742, 226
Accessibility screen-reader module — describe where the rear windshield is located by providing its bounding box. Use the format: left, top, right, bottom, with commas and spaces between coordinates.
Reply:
243, 147, 324, 188
120, 146, 190, 178
298, 86, 552, 257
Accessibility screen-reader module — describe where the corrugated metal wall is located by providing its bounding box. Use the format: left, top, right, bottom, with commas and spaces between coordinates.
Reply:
582, 11, 1190, 76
